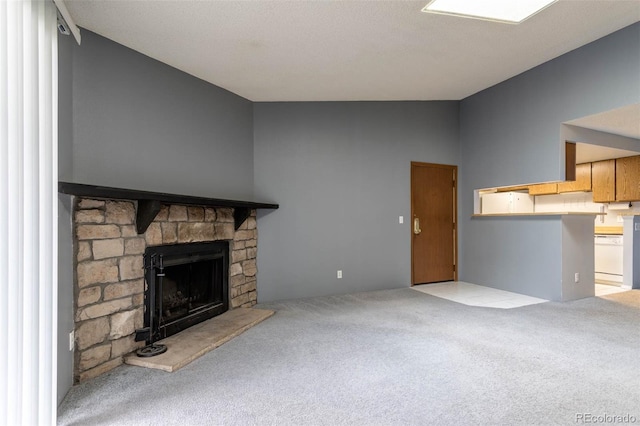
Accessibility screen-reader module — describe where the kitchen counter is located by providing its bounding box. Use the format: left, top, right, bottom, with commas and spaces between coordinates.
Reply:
594, 226, 623, 235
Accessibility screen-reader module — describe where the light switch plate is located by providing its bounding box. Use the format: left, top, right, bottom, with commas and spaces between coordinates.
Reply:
399, 216, 404, 224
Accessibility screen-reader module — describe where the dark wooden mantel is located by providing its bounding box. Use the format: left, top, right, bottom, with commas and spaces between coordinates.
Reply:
58, 182, 279, 234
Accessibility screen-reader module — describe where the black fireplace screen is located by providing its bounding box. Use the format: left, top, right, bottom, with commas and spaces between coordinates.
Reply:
137, 241, 229, 344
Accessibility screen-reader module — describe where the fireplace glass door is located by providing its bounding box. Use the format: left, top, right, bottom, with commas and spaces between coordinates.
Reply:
142, 242, 229, 343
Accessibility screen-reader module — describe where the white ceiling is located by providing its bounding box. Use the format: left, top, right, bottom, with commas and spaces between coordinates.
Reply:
576, 142, 639, 163
567, 104, 640, 140
569, 103, 640, 162
64, 0, 640, 102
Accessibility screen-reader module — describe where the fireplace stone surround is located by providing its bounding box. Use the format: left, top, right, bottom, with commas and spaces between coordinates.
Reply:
71, 195, 266, 383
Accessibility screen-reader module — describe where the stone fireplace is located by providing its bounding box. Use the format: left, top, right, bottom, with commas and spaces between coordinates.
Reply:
71, 196, 262, 382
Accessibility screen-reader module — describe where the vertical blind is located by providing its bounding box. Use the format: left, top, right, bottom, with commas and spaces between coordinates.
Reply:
0, 0, 58, 424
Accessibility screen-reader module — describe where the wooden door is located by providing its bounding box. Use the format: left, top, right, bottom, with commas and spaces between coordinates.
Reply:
411, 162, 457, 285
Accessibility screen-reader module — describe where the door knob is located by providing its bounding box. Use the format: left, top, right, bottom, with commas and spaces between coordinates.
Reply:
413, 217, 422, 235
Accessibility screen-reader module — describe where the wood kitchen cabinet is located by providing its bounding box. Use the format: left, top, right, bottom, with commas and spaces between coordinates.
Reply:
528, 183, 558, 195
615, 155, 640, 201
496, 185, 530, 192
557, 163, 592, 193
592, 159, 616, 202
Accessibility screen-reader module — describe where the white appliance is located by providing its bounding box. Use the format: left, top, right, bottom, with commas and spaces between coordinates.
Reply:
481, 192, 534, 214
594, 234, 623, 284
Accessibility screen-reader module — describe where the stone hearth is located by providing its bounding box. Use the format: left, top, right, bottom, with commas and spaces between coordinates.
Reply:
124, 307, 274, 372
72, 197, 258, 382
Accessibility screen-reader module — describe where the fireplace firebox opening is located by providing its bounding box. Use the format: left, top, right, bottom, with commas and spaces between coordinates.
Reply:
136, 241, 229, 356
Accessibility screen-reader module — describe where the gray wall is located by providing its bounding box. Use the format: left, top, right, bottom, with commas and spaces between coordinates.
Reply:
57, 195, 74, 405
632, 216, 639, 290
561, 216, 596, 301
464, 216, 563, 300
57, 30, 256, 402
623, 216, 640, 290
57, 34, 74, 405
459, 23, 640, 299
69, 30, 254, 199
59, 34, 73, 182
253, 102, 459, 302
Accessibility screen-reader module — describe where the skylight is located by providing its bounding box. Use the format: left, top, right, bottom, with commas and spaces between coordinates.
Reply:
421, 0, 557, 24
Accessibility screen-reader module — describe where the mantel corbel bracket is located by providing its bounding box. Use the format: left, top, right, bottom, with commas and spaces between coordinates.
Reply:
136, 200, 162, 234
233, 207, 251, 230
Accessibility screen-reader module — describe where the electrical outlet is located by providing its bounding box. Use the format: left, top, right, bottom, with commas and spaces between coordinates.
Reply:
69, 330, 74, 351
574, 273, 580, 283
399, 216, 404, 224
337, 270, 342, 279
635, 223, 640, 231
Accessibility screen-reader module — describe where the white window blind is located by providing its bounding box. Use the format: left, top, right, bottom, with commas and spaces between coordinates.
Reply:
0, 0, 59, 424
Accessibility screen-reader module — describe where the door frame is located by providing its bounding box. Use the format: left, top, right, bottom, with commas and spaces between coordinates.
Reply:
410, 161, 458, 285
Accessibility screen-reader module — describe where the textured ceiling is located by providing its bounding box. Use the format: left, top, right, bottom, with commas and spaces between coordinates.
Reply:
576, 143, 639, 163
569, 104, 640, 162
567, 104, 640, 140
64, 0, 640, 102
